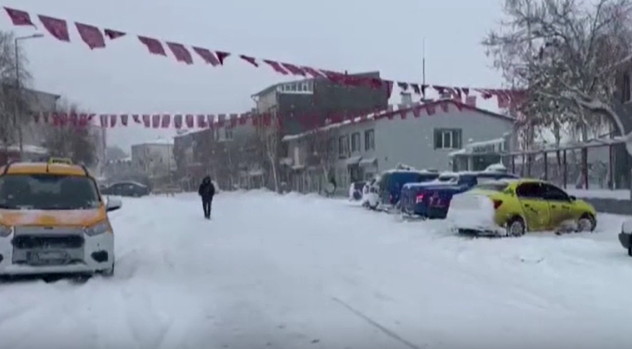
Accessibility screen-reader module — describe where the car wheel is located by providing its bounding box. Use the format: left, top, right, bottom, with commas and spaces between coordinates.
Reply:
628, 246, 632, 257
506, 217, 526, 237
577, 214, 597, 232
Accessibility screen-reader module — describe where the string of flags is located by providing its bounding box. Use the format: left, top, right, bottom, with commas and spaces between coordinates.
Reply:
3, 5, 527, 113
31, 100, 477, 129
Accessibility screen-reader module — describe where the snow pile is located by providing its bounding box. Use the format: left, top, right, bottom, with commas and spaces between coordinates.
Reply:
1, 191, 632, 349
446, 191, 499, 232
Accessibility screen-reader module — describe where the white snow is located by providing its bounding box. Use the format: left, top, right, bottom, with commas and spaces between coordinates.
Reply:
1, 191, 632, 349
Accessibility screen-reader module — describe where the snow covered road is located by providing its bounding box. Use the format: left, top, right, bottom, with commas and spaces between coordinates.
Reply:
1, 191, 632, 349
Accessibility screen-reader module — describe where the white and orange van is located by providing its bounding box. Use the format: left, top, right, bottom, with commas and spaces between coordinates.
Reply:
0, 161, 121, 277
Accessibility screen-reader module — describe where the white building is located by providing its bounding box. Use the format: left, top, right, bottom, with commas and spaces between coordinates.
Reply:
282, 99, 515, 193
130, 137, 175, 177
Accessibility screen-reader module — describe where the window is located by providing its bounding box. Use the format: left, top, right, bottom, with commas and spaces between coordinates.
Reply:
338, 135, 349, 157
542, 183, 570, 201
0, 174, 100, 210
351, 132, 361, 152
515, 182, 545, 199
475, 182, 509, 192
623, 72, 631, 103
364, 129, 375, 151
434, 129, 462, 149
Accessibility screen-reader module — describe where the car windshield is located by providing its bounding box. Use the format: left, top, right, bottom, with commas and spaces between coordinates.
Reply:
0, 174, 100, 210
474, 182, 509, 191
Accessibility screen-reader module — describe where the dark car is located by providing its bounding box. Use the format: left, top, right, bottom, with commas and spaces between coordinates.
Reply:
377, 170, 440, 209
400, 171, 518, 219
101, 181, 150, 197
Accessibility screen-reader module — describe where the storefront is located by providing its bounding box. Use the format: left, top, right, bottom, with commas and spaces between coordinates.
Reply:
449, 137, 508, 172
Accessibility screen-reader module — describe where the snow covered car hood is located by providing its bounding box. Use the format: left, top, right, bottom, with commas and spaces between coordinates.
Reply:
0, 208, 106, 227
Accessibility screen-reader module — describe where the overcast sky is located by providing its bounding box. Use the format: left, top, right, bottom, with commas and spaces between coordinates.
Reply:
3, 0, 504, 151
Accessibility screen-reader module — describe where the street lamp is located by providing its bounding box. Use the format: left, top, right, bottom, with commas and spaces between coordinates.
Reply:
14, 33, 43, 159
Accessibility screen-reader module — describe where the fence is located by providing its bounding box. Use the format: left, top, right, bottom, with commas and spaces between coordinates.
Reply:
502, 139, 630, 191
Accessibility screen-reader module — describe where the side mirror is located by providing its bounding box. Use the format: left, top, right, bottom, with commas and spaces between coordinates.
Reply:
569, 195, 576, 201
105, 197, 122, 212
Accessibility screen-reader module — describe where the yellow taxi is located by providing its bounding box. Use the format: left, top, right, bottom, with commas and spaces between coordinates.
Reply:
0, 161, 121, 277
448, 178, 597, 237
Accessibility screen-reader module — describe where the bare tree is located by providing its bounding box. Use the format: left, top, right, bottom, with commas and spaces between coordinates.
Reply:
259, 115, 280, 192
43, 99, 98, 166
0, 31, 33, 149
483, 0, 632, 139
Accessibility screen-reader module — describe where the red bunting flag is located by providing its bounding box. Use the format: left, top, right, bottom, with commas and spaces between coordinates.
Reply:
4, 7, 34, 26
192, 47, 220, 66
138, 36, 166, 56
39, 15, 70, 42
166, 42, 193, 64
75, 22, 105, 49
104, 29, 125, 40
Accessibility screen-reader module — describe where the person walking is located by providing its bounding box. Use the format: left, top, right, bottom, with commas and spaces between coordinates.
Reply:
198, 176, 216, 219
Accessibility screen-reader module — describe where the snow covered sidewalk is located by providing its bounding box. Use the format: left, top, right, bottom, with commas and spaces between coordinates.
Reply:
0, 191, 631, 349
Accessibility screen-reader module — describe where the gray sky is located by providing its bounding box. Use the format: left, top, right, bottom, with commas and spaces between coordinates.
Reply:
4, 0, 503, 151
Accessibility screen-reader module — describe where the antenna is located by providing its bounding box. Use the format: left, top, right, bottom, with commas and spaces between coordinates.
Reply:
422, 38, 426, 99
422, 38, 426, 86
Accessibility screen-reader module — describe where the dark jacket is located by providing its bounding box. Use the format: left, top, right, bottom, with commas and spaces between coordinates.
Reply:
198, 177, 215, 200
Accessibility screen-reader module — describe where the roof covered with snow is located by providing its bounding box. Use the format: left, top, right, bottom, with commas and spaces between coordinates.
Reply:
281, 99, 514, 142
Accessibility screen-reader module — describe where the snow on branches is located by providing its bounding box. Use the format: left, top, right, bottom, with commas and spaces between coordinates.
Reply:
484, 0, 632, 137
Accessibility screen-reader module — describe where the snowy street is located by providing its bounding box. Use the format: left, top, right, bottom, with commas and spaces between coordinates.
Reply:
1, 191, 632, 349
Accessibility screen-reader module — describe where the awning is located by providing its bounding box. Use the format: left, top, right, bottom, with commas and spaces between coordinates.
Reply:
359, 157, 377, 166
345, 155, 362, 166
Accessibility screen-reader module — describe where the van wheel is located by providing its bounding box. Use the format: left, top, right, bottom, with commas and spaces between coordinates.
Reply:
577, 214, 596, 232
506, 217, 526, 237
628, 247, 632, 257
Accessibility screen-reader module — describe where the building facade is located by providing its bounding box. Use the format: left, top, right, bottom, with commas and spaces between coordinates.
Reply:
130, 138, 175, 178
0, 88, 60, 164
173, 119, 262, 190
252, 71, 390, 136
282, 100, 515, 193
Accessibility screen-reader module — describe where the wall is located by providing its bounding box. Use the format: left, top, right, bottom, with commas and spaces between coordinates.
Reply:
374, 104, 514, 172
22, 89, 59, 147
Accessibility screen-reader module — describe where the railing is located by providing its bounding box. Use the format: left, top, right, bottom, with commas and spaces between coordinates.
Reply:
502, 139, 629, 191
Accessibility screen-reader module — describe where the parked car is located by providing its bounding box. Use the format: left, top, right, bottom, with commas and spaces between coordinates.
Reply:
447, 178, 597, 237
400, 171, 518, 219
101, 181, 150, 197
619, 220, 632, 256
366, 170, 439, 211
348, 181, 366, 201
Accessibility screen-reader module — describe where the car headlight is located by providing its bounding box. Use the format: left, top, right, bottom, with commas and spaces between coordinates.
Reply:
84, 221, 110, 236
0, 225, 12, 237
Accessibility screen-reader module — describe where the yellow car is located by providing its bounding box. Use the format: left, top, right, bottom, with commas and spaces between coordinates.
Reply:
0, 161, 122, 277
448, 178, 597, 237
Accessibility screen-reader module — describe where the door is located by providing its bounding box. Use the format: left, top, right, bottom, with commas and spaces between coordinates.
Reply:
515, 182, 550, 231
541, 183, 574, 228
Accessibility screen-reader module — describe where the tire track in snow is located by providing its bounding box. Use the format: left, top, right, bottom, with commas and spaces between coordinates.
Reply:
331, 296, 425, 349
